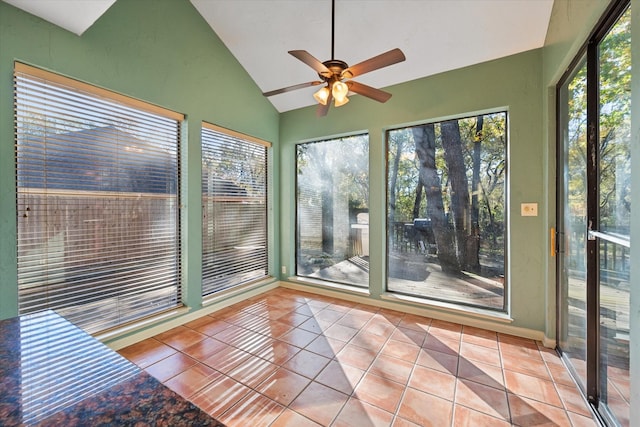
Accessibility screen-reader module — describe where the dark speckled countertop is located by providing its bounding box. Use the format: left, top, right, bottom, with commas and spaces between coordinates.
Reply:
0, 310, 224, 426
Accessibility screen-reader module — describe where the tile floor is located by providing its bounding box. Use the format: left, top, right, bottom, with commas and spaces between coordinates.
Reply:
118, 288, 598, 427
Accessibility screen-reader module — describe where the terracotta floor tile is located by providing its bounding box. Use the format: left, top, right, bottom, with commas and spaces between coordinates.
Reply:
154, 325, 207, 351
116, 289, 593, 427
453, 404, 511, 427
255, 339, 301, 364
363, 319, 396, 338
244, 319, 293, 338
408, 365, 456, 400
422, 334, 460, 356
504, 370, 563, 407
416, 347, 459, 375
547, 363, 578, 388
397, 314, 432, 332
381, 339, 420, 363
336, 312, 372, 329
391, 417, 421, 427
429, 320, 463, 341
218, 390, 284, 427
507, 393, 572, 427
298, 317, 333, 334
369, 354, 414, 385
305, 335, 346, 358
397, 387, 453, 426
567, 410, 598, 427
376, 308, 405, 325
498, 333, 539, 349
277, 311, 311, 328
163, 363, 222, 398
211, 323, 247, 344
323, 323, 359, 342
349, 330, 388, 353
335, 343, 378, 371
315, 359, 365, 395
227, 354, 278, 388
354, 373, 405, 413
332, 397, 394, 427
255, 367, 311, 405
555, 383, 592, 417
144, 351, 197, 382
270, 409, 322, 427
185, 316, 232, 337
181, 336, 227, 360
214, 324, 271, 351
459, 341, 502, 367
457, 358, 505, 390
502, 351, 552, 380
201, 343, 252, 374
283, 349, 331, 379
289, 381, 349, 426
118, 338, 177, 368
190, 376, 252, 418
224, 310, 265, 328
279, 328, 319, 348
455, 378, 510, 421
389, 326, 426, 347
314, 308, 345, 323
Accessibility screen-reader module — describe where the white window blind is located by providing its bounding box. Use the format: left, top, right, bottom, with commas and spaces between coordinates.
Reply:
14, 63, 183, 334
201, 123, 269, 296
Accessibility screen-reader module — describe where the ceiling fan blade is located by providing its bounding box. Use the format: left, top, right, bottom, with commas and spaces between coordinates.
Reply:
263, 81, 323, 97
317, 92, 333, 117
341, 48, 406, 79
346, 81, 392, 103
289, 50, 332, 77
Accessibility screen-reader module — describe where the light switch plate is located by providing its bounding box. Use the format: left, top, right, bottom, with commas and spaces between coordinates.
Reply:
521, 203, 538, 217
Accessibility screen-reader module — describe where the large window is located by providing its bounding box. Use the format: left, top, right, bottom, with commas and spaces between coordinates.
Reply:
15, 63, 183, 334
296, 134, 369, 288
201, 123, 269, 296
387, 113, 507, 311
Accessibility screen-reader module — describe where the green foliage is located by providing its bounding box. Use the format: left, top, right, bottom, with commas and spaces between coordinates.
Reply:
387, 113, 507, 250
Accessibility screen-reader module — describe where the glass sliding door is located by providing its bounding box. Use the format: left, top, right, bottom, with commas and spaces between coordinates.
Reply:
557, 2, 630, 426
557, 57, 588, 391
596, 7, 631, 425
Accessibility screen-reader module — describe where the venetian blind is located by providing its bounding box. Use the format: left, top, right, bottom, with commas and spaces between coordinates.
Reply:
201, 123, 270, 296
14, 62, 183, 334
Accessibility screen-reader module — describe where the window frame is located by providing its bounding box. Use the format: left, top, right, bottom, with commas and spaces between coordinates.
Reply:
14, 62, 184, 333
200, 122, 271, 297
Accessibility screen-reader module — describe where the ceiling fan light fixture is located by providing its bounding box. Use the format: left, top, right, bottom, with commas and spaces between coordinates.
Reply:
331, 80, 349, 105
313, 86, 330, 105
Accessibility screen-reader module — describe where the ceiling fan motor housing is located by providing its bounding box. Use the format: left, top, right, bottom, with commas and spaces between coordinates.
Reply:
320, 59, 350, 80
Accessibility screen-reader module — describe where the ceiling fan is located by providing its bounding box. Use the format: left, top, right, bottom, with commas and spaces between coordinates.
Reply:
262, 0, 406, 116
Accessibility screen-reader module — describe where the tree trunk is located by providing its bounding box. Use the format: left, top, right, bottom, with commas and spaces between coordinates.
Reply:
467, 116, 483, 272
413, 182, 423, 219
388, 135, 403, 224
321, 168, 334, 254
440, 120, 471, 270
412, 124, 459, 272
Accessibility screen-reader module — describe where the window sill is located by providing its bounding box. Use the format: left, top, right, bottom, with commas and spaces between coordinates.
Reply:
380, 292, 513, 323
285, 276, 371, 297
202, 277, 278, 306
95, 306, 191, 343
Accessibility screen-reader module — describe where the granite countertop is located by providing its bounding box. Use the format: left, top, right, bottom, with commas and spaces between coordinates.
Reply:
0, 310, 224, 426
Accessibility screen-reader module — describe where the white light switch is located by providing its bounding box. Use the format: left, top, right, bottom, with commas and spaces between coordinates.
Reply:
521, 203, 538, 217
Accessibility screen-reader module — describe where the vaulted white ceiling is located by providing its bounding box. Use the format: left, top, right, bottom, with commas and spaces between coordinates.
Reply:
3, 0, 554, 112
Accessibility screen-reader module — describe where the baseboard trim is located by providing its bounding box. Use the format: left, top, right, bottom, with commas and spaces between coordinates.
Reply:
104, 281, 278, 350
279, 280, 548, 343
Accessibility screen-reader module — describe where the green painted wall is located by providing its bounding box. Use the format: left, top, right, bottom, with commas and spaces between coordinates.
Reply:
0, 0, 280, 320
279, 50, 546, 332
